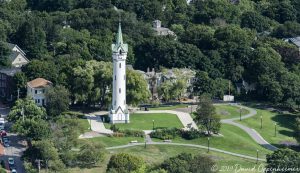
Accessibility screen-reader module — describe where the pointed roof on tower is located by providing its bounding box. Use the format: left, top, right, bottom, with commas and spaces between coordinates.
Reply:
112, 23, 128, 53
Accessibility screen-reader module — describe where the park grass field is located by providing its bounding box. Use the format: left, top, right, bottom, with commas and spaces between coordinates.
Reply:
238, 108, 297, 147
86, 136, 145, 147
68, 145, 265, 173
215, 104, 249, 119
104, 113, 183, 130
152, 124, 272, 158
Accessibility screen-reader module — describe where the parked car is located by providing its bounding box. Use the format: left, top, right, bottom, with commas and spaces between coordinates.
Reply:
11, 169, 17, 173
8, 158, 14, 169
2, 136, 8, 143
3, 141, 9, 147
0, 130, 7, 137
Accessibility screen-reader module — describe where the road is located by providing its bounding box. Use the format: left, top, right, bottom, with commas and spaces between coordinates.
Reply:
0, 104, 26, 172
3, 133, 26, 173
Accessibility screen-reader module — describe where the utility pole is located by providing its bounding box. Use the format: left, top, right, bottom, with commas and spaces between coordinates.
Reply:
36, 159, 41, 173
21, 107, 24, 122
17, 88, 20, 99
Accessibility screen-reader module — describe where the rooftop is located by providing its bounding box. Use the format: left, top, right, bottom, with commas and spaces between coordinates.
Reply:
27, 78, 52, 88
0, 68, 21, 76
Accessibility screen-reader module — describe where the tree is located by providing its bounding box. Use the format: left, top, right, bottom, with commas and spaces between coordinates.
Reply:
0, 41, 10, 67
126, 69, 150, 106
160, 153, 216, 173
107, 153, 146, 173
76, 142, 105, 167
272, 21, 300, 38
266, 149, 300, 173
45, 85, 70, 117
12, 118, 51, 140
22, 60, 59, 84
8, 98, 46, 122
241, 11, 270, 32
262, 0, 297, 23
194, 94, 221, 135
13, 72, 28, 98
193, 71, 214, 96
23, 140, 65, 171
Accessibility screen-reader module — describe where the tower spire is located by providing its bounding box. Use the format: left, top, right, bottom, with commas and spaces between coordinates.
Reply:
116, 22, 123, 45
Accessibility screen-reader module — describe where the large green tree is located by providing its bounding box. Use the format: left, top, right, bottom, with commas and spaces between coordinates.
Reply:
194, 94, 221, 135
45, 85, 70, 117
107, 153, 146, 173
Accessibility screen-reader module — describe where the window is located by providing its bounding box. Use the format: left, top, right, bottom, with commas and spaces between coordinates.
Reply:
119, 88, 121, 93
35, 90, 37, 94
19, 58, 22, 61
119, 63, 121, 68
115, 75, 116, 80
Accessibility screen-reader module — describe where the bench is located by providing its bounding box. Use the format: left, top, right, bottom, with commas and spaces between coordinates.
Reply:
163, 139, 172, 143
130, 140, 138, 143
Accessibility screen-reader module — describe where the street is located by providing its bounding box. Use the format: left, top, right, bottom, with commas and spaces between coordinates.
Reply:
2, 133, 26, 173
0, 105, 26, 173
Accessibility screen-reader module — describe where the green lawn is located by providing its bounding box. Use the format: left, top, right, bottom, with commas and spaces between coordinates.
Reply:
153, 124, 272, 158
104, 113, 183, 130
77, 118, 91, 133
150, 104, 187, 110
86, 136, 145, 147
215, 105, 249, 119
68, 145, 265, 173
238, 108, 297, 147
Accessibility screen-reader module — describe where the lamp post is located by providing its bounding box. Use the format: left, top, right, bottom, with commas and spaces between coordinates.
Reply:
240, 107, 242, 121
90, 118, 92, 130
256, 149, 259, 164
274, 123, 277, 137
207, 137, 210, 153
260, 115, 263, 129
152, 120, 155, 130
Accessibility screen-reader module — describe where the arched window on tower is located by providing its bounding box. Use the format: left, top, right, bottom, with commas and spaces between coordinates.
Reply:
119, 63, 121, 68
119, 88, 121, 93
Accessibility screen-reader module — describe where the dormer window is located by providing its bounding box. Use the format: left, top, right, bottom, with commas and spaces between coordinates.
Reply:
119, 49, 122, 54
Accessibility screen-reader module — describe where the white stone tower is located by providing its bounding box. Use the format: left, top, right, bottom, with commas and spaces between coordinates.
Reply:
109, 23, 130, 124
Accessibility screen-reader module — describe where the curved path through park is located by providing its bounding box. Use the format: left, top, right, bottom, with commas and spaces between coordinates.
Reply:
219, 104, 278, 151
106, 142, 265, 161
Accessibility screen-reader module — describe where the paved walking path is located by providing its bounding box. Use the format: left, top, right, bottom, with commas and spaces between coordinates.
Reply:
106, 142, 265, 161
135, 110, 198, 130
220, 104, 278, 151
85, 113, 113, 134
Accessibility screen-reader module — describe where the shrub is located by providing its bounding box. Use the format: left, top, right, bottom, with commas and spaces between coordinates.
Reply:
150, 128, 179, 140
180, 128, 203, 140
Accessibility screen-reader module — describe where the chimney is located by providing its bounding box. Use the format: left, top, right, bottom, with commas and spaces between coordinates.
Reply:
152, 68, 155, 73
147, 67, 150, 73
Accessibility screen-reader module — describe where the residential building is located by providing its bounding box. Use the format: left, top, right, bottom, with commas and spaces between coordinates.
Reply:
284, 37, 300, 55
27, 78, 52, 106
137, 68, 196, 100
152, 20, 176, 37
0, 43, 29, 100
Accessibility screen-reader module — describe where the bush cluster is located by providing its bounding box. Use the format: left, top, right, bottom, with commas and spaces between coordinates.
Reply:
150, 128, 203, 140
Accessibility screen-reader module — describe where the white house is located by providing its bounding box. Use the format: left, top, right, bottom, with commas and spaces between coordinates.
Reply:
27, 78, 52, 106
7, 43, 29, 68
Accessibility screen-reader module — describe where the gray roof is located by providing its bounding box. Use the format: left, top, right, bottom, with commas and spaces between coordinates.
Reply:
6, 43, 26, 56
289, 37, 300, 47
0, 68, 21, 76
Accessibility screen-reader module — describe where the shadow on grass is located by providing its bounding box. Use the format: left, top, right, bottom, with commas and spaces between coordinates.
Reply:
271, 114, 297, 131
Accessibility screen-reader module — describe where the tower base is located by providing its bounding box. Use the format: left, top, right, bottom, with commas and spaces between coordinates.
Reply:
109, 111, 130, 124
